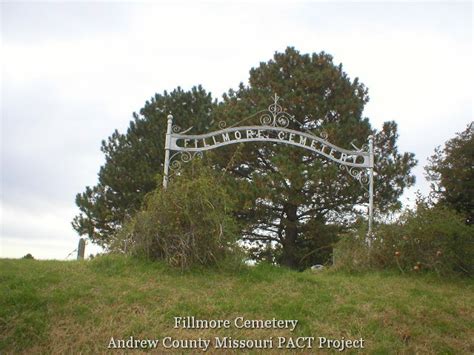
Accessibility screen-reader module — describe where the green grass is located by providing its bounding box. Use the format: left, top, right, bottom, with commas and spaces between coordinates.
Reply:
0, 255, 473, 354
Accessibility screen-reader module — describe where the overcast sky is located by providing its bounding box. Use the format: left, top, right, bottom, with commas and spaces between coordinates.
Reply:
1, 1, 472, 259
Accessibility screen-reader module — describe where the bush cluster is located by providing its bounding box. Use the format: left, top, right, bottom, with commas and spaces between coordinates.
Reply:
112, 163, 239, 269
334, 200, 473, 276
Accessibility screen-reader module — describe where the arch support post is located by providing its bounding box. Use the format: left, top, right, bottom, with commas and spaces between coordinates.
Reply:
368, 135, 374, 242
163, 114, 173, 189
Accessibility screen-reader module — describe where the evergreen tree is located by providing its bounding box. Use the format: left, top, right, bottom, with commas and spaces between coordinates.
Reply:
210, 47, 416, 268
73, 48, 416, 270
72, 86, 216, 246
425, 123, 474, 224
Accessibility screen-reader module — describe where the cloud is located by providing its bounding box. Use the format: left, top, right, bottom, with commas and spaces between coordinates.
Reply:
0, 200, 103, 259
1, 1, 472, 259
2, 2, 132, 44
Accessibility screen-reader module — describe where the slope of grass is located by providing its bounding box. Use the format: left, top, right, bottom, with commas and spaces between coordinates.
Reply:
0, 255, 473, 354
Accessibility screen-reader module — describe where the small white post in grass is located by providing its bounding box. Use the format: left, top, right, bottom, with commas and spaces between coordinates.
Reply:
77, 238, 85, 260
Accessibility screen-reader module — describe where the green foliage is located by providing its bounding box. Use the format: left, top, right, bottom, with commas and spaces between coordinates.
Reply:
249, 221, 339, 270
112, 162, 239, 269
333, 229, 371, 273
22, 253, 34, 259
73, 47, 416, 270
335, 200, 474, 276
211, 47, 416, 268
425, 123, 474, 224
72, 86, 216, 246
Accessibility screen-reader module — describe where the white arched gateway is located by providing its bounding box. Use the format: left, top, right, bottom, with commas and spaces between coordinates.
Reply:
162, 95, 374, 235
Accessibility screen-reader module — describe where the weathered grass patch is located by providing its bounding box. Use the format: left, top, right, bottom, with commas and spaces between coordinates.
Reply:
0, 255, 472, 353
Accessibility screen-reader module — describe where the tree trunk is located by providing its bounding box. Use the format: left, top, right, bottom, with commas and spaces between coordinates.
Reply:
281, 203, 299, 269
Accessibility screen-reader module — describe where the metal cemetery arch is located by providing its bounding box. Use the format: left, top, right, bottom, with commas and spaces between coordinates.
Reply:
162, 95, 375, 235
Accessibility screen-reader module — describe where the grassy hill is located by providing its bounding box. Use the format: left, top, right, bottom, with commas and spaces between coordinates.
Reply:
1, 255, 473, 354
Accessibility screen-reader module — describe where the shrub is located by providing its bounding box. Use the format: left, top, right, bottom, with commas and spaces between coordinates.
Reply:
112, 162, 239, 269
333, 228, 371, 273
334, 200, 473, 276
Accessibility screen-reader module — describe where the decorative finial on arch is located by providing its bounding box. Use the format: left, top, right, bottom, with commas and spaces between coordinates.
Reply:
260, 93, 294, 128
273, 93, 280, 106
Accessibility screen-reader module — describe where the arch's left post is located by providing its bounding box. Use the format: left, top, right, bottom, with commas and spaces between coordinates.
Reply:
163, 114, 173, 189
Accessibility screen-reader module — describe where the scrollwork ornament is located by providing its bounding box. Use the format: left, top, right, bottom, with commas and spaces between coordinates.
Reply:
341, 165, 369, 190
260, 113, 273, 126
169, 151, 203, 173
319, 130, 329, 140
350, 140, 369, 153
172, 125, 182, 134
345, 166, 369, 189
257, 94, 293, 128
170, 159, 182, 171
269, 100, 283, 116
276, 115, 290, 127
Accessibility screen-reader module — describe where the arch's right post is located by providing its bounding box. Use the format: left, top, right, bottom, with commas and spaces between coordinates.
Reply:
368, 135, 374, 242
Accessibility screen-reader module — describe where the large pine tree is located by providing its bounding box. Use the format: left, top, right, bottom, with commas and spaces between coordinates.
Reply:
209, 47, 416, 268
72, 86, 216, 246
73, 48, 416, 269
